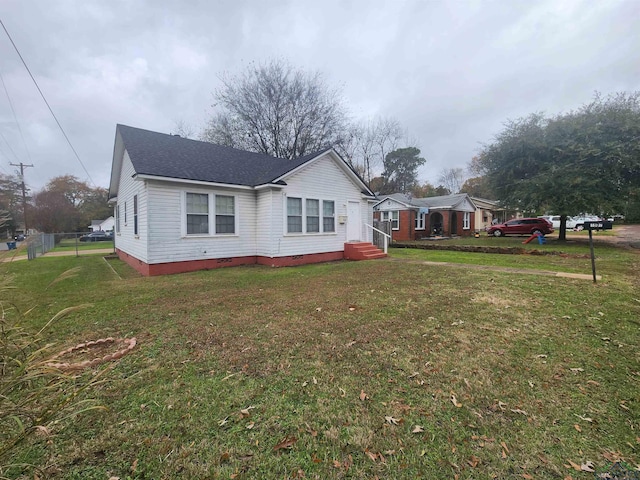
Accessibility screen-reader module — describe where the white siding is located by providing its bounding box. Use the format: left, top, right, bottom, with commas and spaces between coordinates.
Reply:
264, 153, 373, 257
256, 188, 279, 257
114, 152, 148, 262
145, 181, 257, 264
374, 199, 407, 212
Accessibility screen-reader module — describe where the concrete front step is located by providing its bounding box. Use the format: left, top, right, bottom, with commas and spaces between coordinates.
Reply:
344, 242, 387, 261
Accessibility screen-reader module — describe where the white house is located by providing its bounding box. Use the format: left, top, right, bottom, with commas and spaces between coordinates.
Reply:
89, 216, 115, 232
108, 125, 382, 276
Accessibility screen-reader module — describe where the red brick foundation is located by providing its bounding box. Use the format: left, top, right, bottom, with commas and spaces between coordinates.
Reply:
116, 249, 345, 276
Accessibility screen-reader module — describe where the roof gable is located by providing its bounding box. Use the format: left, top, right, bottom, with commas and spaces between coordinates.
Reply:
374, 193, 476, 212
109, 125, 372, 199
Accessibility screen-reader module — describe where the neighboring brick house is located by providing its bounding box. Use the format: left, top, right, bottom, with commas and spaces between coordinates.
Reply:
373, 193, 477, 241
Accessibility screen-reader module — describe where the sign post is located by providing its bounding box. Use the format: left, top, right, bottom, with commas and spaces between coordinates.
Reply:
584, 221, 613, 283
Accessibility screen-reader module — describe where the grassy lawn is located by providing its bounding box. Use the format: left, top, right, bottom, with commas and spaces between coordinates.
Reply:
49, 237, 115, 252
2, 242, 639, 479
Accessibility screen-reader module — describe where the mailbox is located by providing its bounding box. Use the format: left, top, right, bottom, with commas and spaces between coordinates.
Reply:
583, 221, 613, 231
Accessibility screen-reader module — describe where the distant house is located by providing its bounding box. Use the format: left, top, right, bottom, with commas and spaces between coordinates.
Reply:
469, 197, 505, 231
107, 125, 382, 276
373, 193, 477, 241
89, 216, 115, 232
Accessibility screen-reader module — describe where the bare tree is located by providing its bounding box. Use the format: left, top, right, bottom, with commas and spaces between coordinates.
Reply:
339, 116, 405, 184
172, 119, 196, 139
437, 167, 466, 194
201, 59, 348, 159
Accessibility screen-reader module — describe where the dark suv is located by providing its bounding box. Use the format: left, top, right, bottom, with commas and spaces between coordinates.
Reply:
487, 218, 554, 237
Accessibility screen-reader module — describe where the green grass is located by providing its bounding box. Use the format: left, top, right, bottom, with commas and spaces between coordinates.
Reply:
49, 238, 115, 252
2, 243, 639, 479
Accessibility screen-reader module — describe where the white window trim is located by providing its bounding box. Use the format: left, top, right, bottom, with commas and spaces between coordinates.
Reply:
284, 195, 337, 236
463, 211, 470, 230
381, 210, 399, 231
415, 211, 425, 230
181, 190, 239, 237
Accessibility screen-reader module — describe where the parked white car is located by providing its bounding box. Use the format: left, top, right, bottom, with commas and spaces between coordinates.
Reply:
539, 215, 578, 230
572, 215, 602, 231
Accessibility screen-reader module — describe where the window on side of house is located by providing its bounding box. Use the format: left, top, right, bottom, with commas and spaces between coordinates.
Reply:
124, 201, 127, 225
323, 200, 335, 233
116, 204, 120, 233
133, 195, 138, 235
215, 195, 235, 234
415, 212, 425, 230
287, 197, 303, 233
306, 199, 320, 233
186, 192, 209, 234
463, 211, 470, 230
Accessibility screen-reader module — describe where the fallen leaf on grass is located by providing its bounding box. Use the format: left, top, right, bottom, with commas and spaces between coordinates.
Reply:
385, 416, 401, 425
467, 455, 481, 467
359, 390, 369, 401
273, 436, 297, 451
566, 460, 581, 471
218, 417, 229, 426
240, 406, 255, 417
450, 393, 462, 408
412, 425, 424, 433
574, 424, 581, 432
219, 452, 230, 463
500, 441, 509, 455
570, 368, 584, 373
574, 414, 593, 423
581, 461, 595, 472
522, 474, 533, 479
536, 354, 548, 358
339, 387, 346, 397
510, 408, 528, 416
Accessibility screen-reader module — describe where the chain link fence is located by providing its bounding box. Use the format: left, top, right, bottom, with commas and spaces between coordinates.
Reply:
22, 232, 115, 260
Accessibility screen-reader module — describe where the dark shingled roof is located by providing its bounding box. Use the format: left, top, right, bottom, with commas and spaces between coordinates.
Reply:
117, 124, 329, 187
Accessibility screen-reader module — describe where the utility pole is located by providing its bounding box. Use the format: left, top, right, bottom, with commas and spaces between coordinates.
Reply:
9, 162, 33, 235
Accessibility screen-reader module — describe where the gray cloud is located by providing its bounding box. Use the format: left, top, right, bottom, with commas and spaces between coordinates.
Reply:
0, 0, 637, 191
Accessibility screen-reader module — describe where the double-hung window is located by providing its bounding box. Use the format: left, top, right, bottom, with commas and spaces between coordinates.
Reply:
323, 201, 335, 232
415, 212, 425, 230
306, 199, 320, 233
133, 195, 138, 235
215, 195, 235, 234
287, 197, 335, 234
185, 192, 236, 235
116, 205, 121, 233
463, 212, 470, 230
287, 197, 303, 233
186, 193, 209, 234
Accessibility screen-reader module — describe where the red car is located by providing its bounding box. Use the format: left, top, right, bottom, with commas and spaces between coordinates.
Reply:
487, 218, 554, 237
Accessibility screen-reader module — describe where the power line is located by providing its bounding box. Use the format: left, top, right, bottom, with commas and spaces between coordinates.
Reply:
0, 18, 96, 187
0, 67, 33, 164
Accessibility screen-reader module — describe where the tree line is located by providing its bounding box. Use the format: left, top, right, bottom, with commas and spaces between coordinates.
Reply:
7, 60, 638, 235
0, 174, 112, 235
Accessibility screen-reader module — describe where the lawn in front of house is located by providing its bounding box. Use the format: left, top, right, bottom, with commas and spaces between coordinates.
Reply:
3, 246, 639, 479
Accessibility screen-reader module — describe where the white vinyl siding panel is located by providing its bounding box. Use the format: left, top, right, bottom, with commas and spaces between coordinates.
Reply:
115, 152, 148, 262
273, 154, 372, 256
146, 181, 256, 264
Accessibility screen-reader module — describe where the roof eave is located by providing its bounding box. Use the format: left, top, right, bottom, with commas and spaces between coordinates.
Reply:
134, 173, 254, 190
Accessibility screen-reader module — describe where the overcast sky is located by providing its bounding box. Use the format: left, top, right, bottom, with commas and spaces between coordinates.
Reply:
0, 0, 638, 192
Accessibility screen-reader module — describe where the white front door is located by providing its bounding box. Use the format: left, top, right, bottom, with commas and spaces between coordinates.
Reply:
347, 201, 361, 241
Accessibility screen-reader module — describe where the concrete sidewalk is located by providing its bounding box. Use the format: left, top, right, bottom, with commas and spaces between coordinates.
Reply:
0, 248, 115, 262
387, 257, 602, 281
